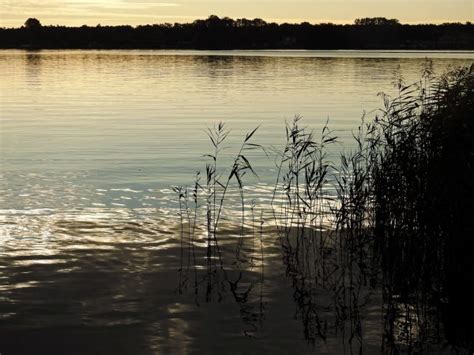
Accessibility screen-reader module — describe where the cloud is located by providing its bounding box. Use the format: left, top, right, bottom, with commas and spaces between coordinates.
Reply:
121, 0, 180, 4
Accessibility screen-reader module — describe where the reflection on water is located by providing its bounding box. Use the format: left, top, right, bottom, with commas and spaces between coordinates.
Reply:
1, 50, 473, 210
1, 206, 454, 354
1, 50, 473, 354
0, 208, 381, 354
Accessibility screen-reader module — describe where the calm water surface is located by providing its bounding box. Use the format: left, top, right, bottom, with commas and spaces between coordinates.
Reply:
2, 50, 473, 210
0, 50, 473, 354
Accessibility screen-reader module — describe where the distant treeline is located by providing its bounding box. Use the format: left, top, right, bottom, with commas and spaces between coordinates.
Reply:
1, 16, 473, 50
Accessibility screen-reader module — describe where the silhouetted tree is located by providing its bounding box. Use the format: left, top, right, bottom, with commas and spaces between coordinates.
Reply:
24, 18, 42, 30
354, 17, 400, 26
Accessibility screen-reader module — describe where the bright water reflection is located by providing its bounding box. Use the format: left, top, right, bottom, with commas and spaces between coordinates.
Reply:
1, 50, 473, 210
1, 50, 473, 354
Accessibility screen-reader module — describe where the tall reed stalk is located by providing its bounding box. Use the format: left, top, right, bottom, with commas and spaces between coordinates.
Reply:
174, 64, 474, 352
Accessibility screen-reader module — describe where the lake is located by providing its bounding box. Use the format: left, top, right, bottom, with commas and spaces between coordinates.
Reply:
1, 50, 473, 354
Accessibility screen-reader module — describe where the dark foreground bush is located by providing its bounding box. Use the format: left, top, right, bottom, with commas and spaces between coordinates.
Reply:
372, 64, 474, 351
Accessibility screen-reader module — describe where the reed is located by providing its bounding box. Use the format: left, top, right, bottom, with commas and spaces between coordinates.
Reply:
371, 64, 474, 352
174, 64, 474, 352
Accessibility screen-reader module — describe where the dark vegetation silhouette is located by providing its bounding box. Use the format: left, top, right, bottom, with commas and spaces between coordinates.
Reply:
24, 18, 42, 30
354, 17, 400, 26
1, 16, 473, 49
175, 64, 474, 352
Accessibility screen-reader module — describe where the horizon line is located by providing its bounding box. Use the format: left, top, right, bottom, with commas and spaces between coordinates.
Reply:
1, 15, 472, 29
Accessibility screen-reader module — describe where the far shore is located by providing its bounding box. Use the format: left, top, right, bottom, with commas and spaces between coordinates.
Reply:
2, 16, 473, 50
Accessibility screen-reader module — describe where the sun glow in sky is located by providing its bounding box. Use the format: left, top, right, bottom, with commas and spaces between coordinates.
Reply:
0, 0, 472, 27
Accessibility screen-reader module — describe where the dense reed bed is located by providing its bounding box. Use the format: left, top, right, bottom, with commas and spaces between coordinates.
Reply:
372, 63, 474, 352
174, 63, 474, 353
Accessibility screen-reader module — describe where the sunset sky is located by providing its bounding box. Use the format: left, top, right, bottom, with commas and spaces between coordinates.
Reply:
1, 0, 472, 27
